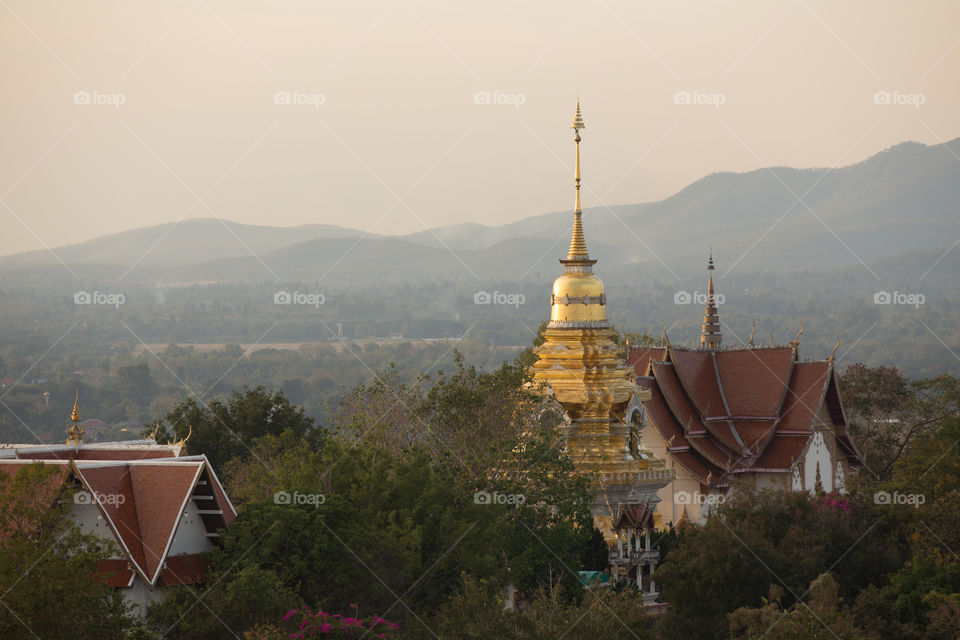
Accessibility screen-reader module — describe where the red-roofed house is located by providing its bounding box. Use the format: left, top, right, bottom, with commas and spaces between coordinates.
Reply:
0, 440, 236, 614
622, 257, 862, 526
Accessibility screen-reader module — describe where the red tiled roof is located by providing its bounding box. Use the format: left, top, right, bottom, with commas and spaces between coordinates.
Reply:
613, 503, 653, 530
96, 559, 135, 588
75, 461, 204, 584
780, 362, 830, 431
732, 420, 778, 454
627, 347, 666, 377
641, 344, 860, 480
715, 349, 793, 417
750, 434, 809, 471
670, 349, 727, 419
159, 553, 208, 586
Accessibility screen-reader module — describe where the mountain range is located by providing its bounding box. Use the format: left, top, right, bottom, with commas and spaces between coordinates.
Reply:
2, 138, 958, 284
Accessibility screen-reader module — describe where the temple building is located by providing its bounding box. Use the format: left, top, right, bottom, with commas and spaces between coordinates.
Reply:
624, 257, 863, 526
531, 102, 673, 601
0, 395, 235, 615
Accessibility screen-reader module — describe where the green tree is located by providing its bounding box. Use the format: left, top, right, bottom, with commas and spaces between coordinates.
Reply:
147, 386, 316, 471
0, 462, 136, 639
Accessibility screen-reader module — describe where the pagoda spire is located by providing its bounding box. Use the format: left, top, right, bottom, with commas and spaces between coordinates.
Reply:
699, 250, 722, 349
66, 388, 85, 446
567, 99, 590, 261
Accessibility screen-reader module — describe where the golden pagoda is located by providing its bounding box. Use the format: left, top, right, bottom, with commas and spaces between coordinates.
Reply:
532, 102, 672, 550
699, 251, 721, 349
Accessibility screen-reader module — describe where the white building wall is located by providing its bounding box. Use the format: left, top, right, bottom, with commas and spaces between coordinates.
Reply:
168, 499, 213, 555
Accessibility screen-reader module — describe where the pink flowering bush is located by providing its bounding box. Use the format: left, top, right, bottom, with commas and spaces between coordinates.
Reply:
815, 491, 851, 513
280, 606, 399, 638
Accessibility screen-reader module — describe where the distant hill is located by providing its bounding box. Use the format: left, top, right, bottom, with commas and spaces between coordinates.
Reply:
0, 219, 376, 270
2, 138, 957, 281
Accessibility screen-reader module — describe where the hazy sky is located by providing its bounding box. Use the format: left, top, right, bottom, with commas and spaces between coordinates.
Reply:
2, 0, 958, 257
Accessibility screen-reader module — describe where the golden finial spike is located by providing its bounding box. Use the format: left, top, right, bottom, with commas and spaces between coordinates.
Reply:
70, 388, 80, 423
749, 320, 756, 346
566, 100, 589, 259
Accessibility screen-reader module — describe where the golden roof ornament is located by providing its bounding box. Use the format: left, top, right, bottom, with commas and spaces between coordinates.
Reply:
66, 388, 84, 446
827, 338, 841, 362
790, 321, 805, 348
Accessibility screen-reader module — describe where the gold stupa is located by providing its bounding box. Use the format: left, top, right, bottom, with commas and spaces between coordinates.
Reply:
532, 101, 672, 542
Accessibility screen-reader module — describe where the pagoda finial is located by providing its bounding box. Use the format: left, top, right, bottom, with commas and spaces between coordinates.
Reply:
567, 99, 589, 260
66, 388, 84, 446
699, 251, 722, 350
70, 388, 80, 422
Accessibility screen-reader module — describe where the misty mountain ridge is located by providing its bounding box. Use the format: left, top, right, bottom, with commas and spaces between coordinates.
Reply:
2, 138, 957, 283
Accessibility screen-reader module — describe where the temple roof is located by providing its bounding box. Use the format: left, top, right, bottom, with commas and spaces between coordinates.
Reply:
0, 442, 235, 588
630, 344, 861, 484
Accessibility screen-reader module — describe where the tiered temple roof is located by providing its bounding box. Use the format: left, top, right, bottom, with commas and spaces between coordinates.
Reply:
628, 344, 861, 486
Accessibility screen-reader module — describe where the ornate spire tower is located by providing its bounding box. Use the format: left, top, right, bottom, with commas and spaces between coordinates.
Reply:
532, 101, 670, 544
66, 388, 85, 446
699, 251, 722, 349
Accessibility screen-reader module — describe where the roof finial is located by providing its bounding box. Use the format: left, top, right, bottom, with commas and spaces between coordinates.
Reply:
748, 320, 756, 346
790, 321, 804, 348
566, 99, 589, 260
700, 250, 721, 350
827, 338, 841, 362
66, 388, 84, 446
